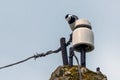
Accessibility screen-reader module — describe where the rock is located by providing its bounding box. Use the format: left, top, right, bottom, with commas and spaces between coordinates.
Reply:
49, 65, 107, 80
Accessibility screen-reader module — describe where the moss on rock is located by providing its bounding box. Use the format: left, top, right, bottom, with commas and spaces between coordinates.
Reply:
50, 65, 107, 80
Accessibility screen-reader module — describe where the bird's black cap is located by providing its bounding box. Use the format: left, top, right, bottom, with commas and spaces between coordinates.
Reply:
65, 14, 70, 19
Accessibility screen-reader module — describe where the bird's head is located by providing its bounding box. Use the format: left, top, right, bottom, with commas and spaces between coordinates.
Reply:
96, 67, 100, 71
65, 14, 78, 24
65, 14, 72, 22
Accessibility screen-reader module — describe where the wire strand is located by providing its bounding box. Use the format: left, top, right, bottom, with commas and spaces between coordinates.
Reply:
0, 34, 72, 70
0, 56, 34, 70
73, 53, 82, 80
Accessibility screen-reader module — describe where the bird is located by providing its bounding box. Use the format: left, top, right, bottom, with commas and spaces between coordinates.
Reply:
65, 14, 78, 31
96, 67, 107, 80
96, 67, 102, 74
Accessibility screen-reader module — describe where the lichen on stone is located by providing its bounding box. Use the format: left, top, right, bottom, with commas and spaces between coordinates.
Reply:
49, 65, 107, 80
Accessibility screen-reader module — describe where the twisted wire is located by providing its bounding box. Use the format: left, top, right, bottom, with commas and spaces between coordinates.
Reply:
0, 34, 72, 70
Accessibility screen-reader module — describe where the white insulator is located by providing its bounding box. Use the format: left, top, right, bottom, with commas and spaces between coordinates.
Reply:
75, 19, 91, 27
72, 19, 94, 52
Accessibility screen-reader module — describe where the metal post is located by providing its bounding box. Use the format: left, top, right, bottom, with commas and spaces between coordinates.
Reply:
69, 47, 74, 67
60, 37, 68, 65
80, 46, 86, 67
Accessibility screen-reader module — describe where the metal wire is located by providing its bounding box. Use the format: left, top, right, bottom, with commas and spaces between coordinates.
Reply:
0, 34, 72, 70
0, 56, 34, 70
73, 53, 82, 80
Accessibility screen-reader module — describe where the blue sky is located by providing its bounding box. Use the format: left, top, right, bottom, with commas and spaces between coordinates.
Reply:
0, 0, 120, 80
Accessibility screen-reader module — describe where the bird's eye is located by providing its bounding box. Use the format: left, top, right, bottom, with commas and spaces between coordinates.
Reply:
65, 14, 69, 19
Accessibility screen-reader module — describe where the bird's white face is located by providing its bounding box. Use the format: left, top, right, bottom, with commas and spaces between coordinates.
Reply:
65, 14, 72, 22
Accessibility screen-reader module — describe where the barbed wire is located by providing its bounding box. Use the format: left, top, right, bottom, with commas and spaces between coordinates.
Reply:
0, 34, 72, 70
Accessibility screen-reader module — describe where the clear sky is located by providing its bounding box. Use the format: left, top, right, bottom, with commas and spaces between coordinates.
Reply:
0, 0, 120, 80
